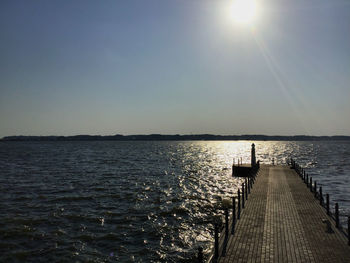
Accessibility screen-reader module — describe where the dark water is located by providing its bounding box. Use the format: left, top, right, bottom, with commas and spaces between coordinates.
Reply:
0, 141, 349, 262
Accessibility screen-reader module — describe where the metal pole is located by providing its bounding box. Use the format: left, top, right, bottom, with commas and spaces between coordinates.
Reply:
198, 247, 203, 263
232, 196, 236, 234
242, 183, 245, 209
310, 177, 313, 192
225, 208, 229, 240
214, 223, 219, 260
238, 190, 241, 219
248, 177, 251, 194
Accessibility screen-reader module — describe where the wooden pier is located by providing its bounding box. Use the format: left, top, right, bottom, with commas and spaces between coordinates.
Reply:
204, 163, 350, 263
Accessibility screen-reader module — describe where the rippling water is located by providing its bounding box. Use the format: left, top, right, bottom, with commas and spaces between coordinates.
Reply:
0, 141, 349, 262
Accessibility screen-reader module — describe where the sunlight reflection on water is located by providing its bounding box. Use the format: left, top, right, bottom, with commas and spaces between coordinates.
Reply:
0, 141, 349, 262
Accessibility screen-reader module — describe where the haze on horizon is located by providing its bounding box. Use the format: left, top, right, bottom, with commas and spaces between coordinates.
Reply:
1, 0, 350, 138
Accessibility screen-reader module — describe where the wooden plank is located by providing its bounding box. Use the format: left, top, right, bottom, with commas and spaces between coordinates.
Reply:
217, 165, 350, 263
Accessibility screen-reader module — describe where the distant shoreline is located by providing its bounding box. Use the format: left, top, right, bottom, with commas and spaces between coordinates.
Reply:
1, 134, 350, 141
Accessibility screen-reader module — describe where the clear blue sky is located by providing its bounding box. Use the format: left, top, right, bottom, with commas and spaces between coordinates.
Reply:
1, 0, 349, 137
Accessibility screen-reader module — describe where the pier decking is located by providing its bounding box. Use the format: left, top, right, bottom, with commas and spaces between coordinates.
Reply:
215, 165, 350, 263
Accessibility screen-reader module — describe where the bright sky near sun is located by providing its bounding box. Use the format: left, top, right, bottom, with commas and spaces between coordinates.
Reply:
230, 0, 259, 24
0, 0, 350, 137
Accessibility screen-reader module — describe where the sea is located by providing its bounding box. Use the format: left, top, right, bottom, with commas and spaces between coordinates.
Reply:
0, 141, 349, 262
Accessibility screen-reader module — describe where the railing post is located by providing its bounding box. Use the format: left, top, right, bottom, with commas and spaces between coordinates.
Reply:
310, 177, 313, 192
248, 177, 251, 194
245, 181, 248, 200
237, 190, 241, 219
319, 186, 323, 205
306, 174, 309, 187
232, 197, 236, 234
335, 203, 339, 228
242, 183, 245, 209
198, 247, 203, 263
314, 181, 317, 197
225, 208, 229, 240
214, 223, 219, 260
326, 194, 330, 215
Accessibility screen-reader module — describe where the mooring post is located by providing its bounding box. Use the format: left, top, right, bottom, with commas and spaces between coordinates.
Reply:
237, 190, 241, 219
335, 203, 339, 228
314, 181, 317, 197
242, 183, 245, 208
232, 196, 236, 234
319, 186, 323, 205
310, 177, 313, 192
198, 247, 203, 263
214, 223, 219, 260
306, 174, 309, 187
326, 194, 330, 215
225, 208, 229, 240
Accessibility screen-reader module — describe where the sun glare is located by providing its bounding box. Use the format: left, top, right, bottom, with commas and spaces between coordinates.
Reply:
230, 0, 258, 25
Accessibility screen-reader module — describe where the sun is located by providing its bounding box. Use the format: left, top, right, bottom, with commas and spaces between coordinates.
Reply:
230, 0, 258, 25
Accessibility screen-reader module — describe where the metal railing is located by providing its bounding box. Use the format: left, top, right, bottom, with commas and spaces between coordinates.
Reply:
196, 159, 350, 262
291, 158, 350, 244
197, 163, 260, 262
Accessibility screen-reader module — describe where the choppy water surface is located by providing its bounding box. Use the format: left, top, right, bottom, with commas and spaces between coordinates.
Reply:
0, 141, 349, 262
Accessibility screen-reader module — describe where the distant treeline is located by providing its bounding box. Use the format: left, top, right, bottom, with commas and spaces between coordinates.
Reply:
1, 134, 350, 141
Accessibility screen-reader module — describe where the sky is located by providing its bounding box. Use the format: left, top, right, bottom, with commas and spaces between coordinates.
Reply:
1, 0, 350, 137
